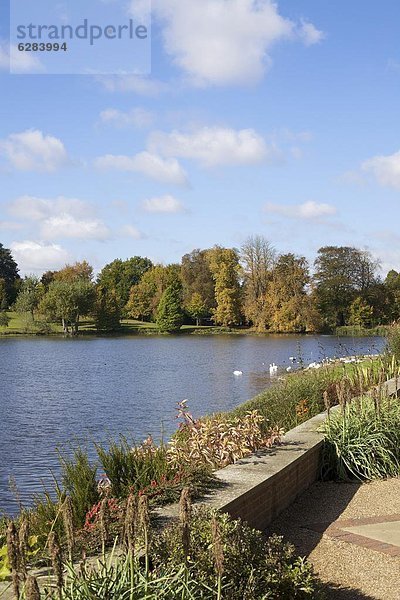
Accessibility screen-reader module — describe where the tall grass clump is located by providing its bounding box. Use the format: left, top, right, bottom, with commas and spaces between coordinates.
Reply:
322, 393, 400, 481
387, 324, 400, 361
96, 436, 176, 499
58, 447, 99, 526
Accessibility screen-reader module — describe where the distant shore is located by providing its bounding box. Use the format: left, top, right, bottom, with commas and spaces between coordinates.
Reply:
0, 311, 390, 338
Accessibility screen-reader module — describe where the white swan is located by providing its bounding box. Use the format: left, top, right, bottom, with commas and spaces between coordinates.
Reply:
286, 366, 292, 372
269, 363, 278, 376
233, 370, 243, 376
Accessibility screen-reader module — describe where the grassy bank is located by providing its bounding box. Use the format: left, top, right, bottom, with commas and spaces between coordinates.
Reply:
1, 311, 393, 337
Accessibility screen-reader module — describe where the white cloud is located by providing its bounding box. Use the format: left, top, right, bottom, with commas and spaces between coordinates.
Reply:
8, 195, 109, 241
146, 0, 323, 86
149, 126, 272, 167
8, 196, 92, 221
298, 20, 324, 47
362, 150, 400, 189
40, 215, 110, 241
0, 129, 70, 172
94, 151, 188, 185
11, 241, 70, 273
97, 75, 167, 95
100, 107, 155, 128
121, 225, 145, 239
265, 201, 337, 220
142, 195, 185, 213
0, 41, 45, 73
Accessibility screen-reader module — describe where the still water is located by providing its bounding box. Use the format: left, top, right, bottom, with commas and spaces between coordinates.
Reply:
0, 334, 384, 514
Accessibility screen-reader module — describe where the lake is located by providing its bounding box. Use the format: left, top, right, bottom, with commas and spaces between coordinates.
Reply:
0, 333, 384, 514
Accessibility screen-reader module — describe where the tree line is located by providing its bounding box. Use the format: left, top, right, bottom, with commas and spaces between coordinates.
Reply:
1, 237, 400, 334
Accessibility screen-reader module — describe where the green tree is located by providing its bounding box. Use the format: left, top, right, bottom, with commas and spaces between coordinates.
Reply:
156, 281, 184, 333
93, 286, 121, 332
208, 247, 242, 327
313, 246, 379, 329
0, 278, 7, 310
97, 257, 153, 311
126, 264, 181, 321
384, 270, 400, 322
40, 280, 95, 334
348, 296, 374, 327
241, 236, 275, 331
181, 249, 216, 320
0, 243, 20, 305
14, 275, 44, 320
186, 292, 209, 326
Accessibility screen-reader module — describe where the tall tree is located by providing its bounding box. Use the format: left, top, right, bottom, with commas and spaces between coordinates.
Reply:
97, 257, 153, 310
268, 254, 320, 332
0, 243, 20, 305
313, 246, 379, 329
93, 286, 121, 332
241, 236, 276, 330
208, 247, 242, 327
156, 281, 184, 333
181, 249, 216, 322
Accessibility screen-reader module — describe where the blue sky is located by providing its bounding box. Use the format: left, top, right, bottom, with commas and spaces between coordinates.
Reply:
0, 0, 400, 276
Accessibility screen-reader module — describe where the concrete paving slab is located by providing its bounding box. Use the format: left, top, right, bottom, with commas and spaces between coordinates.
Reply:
343, 520, 400, 548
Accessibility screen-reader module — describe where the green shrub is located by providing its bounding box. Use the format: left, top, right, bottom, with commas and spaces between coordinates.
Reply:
322, 395, 400, 481
152, 506, 321, 600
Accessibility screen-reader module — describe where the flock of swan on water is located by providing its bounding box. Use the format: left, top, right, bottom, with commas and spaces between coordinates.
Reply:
232, 355, 364, 378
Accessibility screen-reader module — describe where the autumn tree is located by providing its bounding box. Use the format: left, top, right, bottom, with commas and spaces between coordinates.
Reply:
348, 297, 374, 328
97, 257, 153, 311
181, 249, 216, 322
126, 264, 181, 321
241, 236, 276, 331
208, 247, 242, 327
268, 254, 321, 332
0, 243, 20, 305
55, 260, 94, 283
156, 281, 185, 333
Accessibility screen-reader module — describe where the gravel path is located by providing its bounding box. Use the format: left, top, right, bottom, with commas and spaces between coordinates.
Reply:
265, 479, 400, 600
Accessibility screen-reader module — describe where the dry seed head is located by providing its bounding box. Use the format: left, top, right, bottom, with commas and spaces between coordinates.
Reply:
211, 515, 224, 576
138, 495, 150, 531
179, 488, 192, 560
7, 521, 19, 570
62, 496, 75, 557
18, 517, 29, 579
99, 498, 110, 547
48, 531, 63, 598
124, 494, 137, 554
25, 575, 41, 600
7, 521, 20, 599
